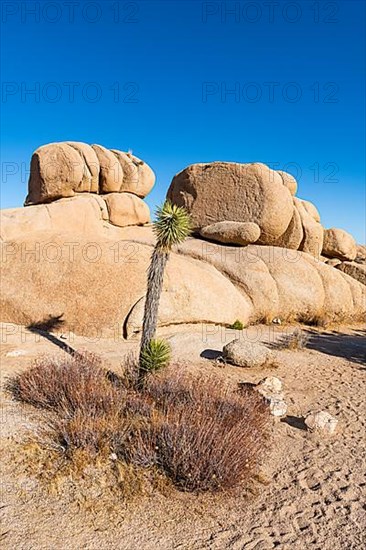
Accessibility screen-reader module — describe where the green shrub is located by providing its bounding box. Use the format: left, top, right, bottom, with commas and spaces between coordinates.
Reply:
229, 319, 245, 330
140, 339, 171, 374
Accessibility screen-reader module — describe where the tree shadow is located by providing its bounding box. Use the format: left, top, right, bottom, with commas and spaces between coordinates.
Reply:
27, 315, 77, 356
305, 329, 366, 367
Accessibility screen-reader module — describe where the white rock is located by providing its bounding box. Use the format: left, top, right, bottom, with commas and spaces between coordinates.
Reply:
272, 317, 282, 325
265, 395, 288, 417
257, 376, 283, 395
304, 410, 338, 435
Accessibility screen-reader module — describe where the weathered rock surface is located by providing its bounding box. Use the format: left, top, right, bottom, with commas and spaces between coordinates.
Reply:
0, 195, 108, 241
25, 141, 155, 205
25, 142, 86, 205
199, 221, 261, 245
103, 193, 150, 227
322, 228, 357, 261
271, 207, 304, 250
355, 244, 366, 264
294, 198, 324, 257
336, 262, 366, 286
110, 150, 155, 198
167, 162, 294, 243
301, 199, 321, 223
92, 144, 124, 193
223, 339, 270, 368
278, 170, 297, 196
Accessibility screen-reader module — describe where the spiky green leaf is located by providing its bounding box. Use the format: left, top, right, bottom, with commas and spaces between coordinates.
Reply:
140, 339, 171, 373
153, 200, 191, 251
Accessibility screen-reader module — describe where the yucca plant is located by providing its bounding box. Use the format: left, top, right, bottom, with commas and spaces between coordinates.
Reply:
138, 201, 191, 385
140, 339, 171, 374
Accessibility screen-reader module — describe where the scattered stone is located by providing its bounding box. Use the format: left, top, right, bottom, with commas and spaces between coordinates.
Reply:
222, 339, 270, 368
272, 317, 282, 325
257, 376, 283, 395
304, 410, 338, 435
265, 396, 288, 417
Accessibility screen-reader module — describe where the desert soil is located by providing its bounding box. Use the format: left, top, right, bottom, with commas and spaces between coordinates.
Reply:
0, 321, 365, 550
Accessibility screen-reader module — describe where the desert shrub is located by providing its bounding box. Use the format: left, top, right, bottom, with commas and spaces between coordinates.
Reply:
7, 355, 271, 493
275, 328, 309, 351
132, 372, 271, 492
229, 319, 245, 330
6, 352, 122, 415
6, 352, 132, 454
140, 339, 171, 374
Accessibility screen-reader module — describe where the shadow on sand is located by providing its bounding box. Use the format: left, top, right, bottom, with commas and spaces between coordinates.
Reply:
27, 315, 77, 356
305, 329, 366, 367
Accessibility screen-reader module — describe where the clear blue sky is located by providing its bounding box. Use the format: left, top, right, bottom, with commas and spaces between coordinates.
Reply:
1, 0, 365, 241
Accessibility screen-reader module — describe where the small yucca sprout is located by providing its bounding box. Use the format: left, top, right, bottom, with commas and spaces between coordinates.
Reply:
153, 201, 192, 252
140, 339, 171, 374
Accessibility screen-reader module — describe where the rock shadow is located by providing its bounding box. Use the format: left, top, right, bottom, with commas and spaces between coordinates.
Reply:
200, 349, 222, 360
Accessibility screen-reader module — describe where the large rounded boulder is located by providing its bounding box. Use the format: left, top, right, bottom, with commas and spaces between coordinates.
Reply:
25, 142, 155, 205
167, 162, 294, 243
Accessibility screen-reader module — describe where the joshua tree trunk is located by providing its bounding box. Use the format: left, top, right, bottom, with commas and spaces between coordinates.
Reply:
139, 247, 168, 361
137, 201, 191, 386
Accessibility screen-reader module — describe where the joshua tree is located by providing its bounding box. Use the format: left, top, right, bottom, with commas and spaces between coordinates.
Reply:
138, 200, 191, 382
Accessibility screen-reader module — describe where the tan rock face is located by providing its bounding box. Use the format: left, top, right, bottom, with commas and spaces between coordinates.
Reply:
301, 199, 321, 223
111, 151, 155, 198
1, 195, 108, 241
25, 142, 155, 205
336, 262, 366, 286
199, 221, 261, 246
167, 162, 294, 243
322, 228, 357, 261
103, 193, 150, 227
1, 222, 365, 336
66, 141, 100, 193
278, 170, 297, 196
271, 206, 303, 250
25, 142, 85, 204
92, 144, 124, 193
294, 198, 324, 257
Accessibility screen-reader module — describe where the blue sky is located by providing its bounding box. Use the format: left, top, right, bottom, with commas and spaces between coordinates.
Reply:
1, 0, 365, 241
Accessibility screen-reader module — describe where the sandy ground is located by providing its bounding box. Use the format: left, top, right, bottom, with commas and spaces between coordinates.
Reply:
0, 321, 365, 549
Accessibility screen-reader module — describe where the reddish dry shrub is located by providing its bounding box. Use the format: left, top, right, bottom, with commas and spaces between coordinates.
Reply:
7, 356, 271, 492
6, 353, 130, 454
7, 352, 121, 415
132, 371, 271, 492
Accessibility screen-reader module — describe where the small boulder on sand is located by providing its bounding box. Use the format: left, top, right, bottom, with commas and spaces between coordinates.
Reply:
223, 339, 270, 368
304, 410, 338, 435
256, 377, 287, 417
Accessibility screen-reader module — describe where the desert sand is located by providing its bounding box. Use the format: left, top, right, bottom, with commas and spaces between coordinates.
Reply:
1, 321, 365, 549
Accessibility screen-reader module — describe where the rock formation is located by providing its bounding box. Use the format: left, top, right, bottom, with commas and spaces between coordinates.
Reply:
0, 152, 364, 337
24, 141, 155, 228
